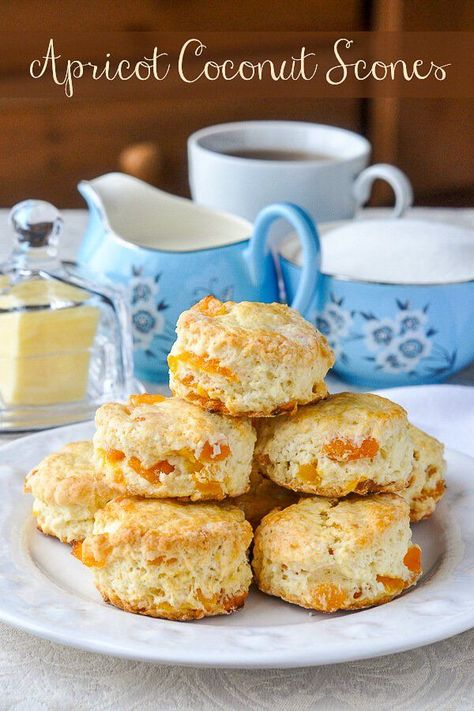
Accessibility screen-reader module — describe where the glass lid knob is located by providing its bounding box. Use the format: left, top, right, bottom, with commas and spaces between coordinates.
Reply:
9, 200, 63, 252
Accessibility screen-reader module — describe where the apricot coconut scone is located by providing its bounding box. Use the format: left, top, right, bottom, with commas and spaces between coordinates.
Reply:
24, 441, 121, 544
231, 466, 298, 529
73, 497, 253, 621
168, 296, 335, 417
252, 494, 422, 612
402, 424, 446, 522
255, 392, 413, 497
93, 394, 256, 501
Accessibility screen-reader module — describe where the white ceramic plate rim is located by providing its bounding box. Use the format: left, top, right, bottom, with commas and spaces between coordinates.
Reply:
0, 422, 473, 669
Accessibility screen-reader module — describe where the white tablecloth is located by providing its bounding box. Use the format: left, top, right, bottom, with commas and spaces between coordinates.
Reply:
1, 208, 473, 710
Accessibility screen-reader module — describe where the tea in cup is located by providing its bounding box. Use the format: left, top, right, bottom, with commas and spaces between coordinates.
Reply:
188, 121, 413, 223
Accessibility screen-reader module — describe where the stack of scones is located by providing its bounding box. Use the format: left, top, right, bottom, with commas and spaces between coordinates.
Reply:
24, 296, 446, 620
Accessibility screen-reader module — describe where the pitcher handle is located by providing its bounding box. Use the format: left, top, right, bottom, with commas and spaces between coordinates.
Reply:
245, 203, 320, 316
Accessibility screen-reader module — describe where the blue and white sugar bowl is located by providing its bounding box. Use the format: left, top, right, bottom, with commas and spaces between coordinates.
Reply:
280, 218, 474, 388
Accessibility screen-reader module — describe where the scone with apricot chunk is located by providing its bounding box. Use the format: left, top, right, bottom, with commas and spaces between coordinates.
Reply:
231, 466, 298, 529
252, 494, 422, 612
24, 441, 120, 544
255, 392, 413, 497
73, 497, 253, 621
168, 296, 334, 417
94, 394, 255, 501
402, 424, 446, 522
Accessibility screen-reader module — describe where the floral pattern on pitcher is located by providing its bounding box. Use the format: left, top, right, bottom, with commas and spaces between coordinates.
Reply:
129, 267, 173, 356
193, 277, 234, 304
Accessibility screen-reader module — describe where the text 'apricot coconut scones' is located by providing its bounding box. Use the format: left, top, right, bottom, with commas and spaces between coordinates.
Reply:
24, 441, 121, 544
168, 296, 335, 417
252, 494, 422, 612
402, 424, 446, 522
73, 497, 253, 621
255, 392, 413, 497
94, 394, 255, 501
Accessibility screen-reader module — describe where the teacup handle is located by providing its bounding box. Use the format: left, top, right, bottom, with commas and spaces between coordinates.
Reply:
353, 164, 413, 217
245, 203, 320, 315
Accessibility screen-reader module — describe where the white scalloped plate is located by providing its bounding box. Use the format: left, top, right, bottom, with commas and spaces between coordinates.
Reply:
0, 422, 473, 669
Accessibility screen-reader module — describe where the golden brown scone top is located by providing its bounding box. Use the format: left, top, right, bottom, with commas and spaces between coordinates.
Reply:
176, 296, 335, 363
94, 496, 252, 546
258, 493, 410, 553
24, 441, 117, 507
95, 395, 254, 461
79, 497, 254, 570
290, 392, 408, 425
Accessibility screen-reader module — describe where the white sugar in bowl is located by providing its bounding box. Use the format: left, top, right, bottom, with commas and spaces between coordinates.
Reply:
280, 219, 474, 387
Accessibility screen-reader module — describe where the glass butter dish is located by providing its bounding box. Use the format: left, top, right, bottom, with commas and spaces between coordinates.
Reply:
0, 200, 135, 431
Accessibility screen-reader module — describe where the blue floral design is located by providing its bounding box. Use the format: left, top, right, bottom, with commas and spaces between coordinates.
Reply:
129, 266, 173, 356
394, 305, 428, 337
315, 314, 332, 337
131, 282, 154, 305
313, 294, 354, 365
398, 338, 426, 359
363, 318, 397, 351
360, 300, 455, 376
314, 294, 456, 379
193, 277, 234, 304
132, 309, 157, 334
373, 325, 395, 345
375, 350, 407, 374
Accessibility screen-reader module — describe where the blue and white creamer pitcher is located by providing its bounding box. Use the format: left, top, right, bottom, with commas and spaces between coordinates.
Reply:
78, 173, 320, 383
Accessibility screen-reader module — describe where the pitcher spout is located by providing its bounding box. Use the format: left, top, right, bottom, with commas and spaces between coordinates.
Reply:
77, 175, 116, 264
77, 172, 252, 260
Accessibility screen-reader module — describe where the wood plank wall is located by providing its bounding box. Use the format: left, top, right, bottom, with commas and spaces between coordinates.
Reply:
0, 0, 472, 207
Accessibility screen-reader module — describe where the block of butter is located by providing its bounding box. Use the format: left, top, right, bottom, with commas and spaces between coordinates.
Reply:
0, 279, 99, 406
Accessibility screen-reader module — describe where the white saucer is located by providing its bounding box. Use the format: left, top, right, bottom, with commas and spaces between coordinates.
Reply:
0, 422, 473, 668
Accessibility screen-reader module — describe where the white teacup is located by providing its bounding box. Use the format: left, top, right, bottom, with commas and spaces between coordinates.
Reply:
188, 121, 413, 223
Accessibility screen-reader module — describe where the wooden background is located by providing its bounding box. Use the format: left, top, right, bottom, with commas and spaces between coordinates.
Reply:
0, 0, 472, 208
